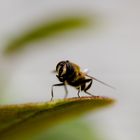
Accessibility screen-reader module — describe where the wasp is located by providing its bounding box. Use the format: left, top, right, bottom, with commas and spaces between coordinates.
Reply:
51, 60, 115, 100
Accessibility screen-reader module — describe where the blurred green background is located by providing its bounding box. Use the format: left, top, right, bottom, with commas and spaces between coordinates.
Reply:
0, 0, 140, 140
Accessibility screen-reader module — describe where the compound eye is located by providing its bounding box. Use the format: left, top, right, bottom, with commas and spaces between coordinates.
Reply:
60, 64, 67, 76
56, 61, 67, 76
57, 64, 67, 77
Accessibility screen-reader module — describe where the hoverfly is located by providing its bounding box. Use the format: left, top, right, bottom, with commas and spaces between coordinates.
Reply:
51, 60, 115, 100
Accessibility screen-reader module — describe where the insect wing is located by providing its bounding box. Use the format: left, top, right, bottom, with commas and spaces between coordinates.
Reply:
86, 74, 115, 89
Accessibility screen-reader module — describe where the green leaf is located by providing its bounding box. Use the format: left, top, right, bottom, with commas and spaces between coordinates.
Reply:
4, 16, 89, 55
35, 119, 101, 140
0, 96, 115, 140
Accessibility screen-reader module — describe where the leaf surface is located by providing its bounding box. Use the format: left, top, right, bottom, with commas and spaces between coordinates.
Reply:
0, 96, 115, 140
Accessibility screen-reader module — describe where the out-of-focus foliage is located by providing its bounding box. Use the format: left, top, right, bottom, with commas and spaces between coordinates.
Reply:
4, 16, 90, 55
0, 11, 115, 140
35, 119, 101, 140
0, 96, 115, 140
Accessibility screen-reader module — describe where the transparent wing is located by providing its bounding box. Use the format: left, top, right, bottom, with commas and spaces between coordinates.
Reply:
86, 74, 116, 90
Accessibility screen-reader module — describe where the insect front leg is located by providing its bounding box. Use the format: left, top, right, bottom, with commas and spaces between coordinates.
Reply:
64, 81, 68, 98
51, 82, 68, 101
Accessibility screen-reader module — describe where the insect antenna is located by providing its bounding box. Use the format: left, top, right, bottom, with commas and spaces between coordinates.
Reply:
86, 74, 116, 90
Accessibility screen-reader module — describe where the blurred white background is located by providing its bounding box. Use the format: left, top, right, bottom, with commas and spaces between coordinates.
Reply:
0, 0, 140, 140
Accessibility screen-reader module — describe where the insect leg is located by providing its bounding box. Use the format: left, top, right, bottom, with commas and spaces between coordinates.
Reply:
84, 91, 95, 97
84, 79, 93, 91
77, 86, 81, 98
84, 79, 95, 97
51, 83, 65, 101
64, 82, 68, 98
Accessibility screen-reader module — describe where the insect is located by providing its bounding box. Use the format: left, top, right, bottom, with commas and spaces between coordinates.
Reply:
51, 60, 115, 100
